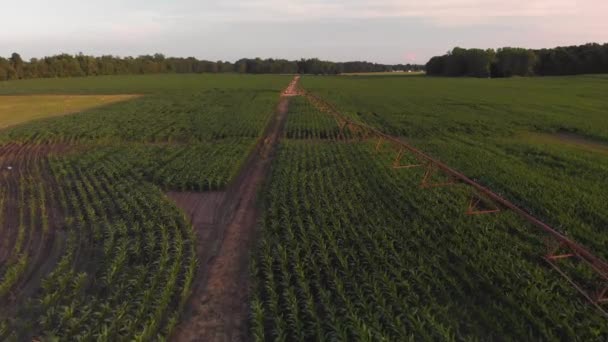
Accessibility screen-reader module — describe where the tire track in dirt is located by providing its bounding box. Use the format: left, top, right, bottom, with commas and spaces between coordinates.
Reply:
0, 143, 71, 312
172, 76, 299, 342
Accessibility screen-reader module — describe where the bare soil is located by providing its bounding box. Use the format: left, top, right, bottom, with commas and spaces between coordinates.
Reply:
0, 143, 69, 309
167, 191, 227, 226
0, 142, 73, 157
167, 191, 228, 287
171, 77, 297, 342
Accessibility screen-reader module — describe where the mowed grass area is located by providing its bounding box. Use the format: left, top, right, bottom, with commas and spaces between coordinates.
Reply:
302, 75, 608, 259
0, 95, 139, 128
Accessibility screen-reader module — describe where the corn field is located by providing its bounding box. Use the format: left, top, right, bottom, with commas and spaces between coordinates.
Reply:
0, 75, 291, 340
249, 95, 608, 340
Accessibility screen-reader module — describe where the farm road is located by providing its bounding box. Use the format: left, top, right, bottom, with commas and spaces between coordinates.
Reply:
172, 76, 299, 341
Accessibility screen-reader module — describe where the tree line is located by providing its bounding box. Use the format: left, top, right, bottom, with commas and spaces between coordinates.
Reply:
0, 53, 424, 80
426, 43, 608, 77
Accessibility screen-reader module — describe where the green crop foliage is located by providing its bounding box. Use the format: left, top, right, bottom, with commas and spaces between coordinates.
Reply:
284, 96, 344, 140
0, 74, 291, 340
0, 73, 290, 95
2, 72, 607, 340
250, 80, 608, 340
301, 75, 608, 260
0, 90, 282, 145
251, 138, 608, 341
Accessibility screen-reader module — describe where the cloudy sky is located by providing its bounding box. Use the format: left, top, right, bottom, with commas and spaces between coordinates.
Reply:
2, 0, 607, 64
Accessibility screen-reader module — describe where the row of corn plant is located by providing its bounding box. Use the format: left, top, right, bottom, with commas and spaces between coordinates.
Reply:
2, 147, 197, 341
301, 76, 608, 261
250, 139, 608, 341
0, 151, 51, 299
0, 75, 290, 340
284, 96, 347, 140
0, 89, 279, 145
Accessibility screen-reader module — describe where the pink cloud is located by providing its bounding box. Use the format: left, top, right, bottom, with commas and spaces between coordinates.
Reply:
404, 52, 417, 63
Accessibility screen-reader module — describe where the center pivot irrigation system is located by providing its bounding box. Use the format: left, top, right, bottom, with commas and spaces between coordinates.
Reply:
296, 84, 608, 317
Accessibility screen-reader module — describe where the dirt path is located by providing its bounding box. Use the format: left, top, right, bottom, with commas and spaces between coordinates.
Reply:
172, 76, 299, 342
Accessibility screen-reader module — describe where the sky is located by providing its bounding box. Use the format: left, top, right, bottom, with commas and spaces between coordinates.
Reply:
1, 0, 607, 64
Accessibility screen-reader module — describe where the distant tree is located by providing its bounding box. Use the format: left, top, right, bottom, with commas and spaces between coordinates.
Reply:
0, 58, 12, 80
426, 42, 608, 78
9, 52, 24, 79
54, 54, 85, 77
444, 48, 467, 76
426, 47, 519, 77
98, 55, 116, 75
217, 61, 231, 73
234, 59, 247, 73
0, 52, 424, 80
494, 48, 537, 77
426, 56, 446, 75
76, 54, 99, 76
463, 48, 493, 77
30, 58, 50, 78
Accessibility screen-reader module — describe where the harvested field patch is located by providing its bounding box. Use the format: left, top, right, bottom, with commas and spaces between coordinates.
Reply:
0, 94, 140, 128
